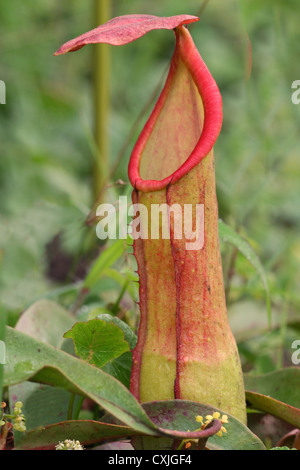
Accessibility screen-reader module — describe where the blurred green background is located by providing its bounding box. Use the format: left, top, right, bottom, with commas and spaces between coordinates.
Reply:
1, 0, 300, 374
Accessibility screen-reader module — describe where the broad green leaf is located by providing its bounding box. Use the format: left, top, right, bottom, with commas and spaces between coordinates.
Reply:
83, 240, 125, 289
102, 351, 133, 388
9, 381, 76, 436
246, 390, 300, 430
63, 318, 130, 368
3, 327, 234, 443
141, 401, 265, 450
8, 300, 77, 434
14, 420, 142, 450
14, 400, 257, 450
245, 368, 300, 428
96, 314, 137, 388
245, 368, 300, 408
95, 313, 137, 349
107, 400, 265, 451
3, 326, 158, 436
13, 299, 75, 351
218, 219, 271, 325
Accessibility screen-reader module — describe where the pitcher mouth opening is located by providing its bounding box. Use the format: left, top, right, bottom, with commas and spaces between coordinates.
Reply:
128, 25, 223, 193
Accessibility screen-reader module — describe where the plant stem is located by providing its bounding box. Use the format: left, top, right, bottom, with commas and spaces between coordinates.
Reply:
93, 0, 111, 199
176, 439, 186, 450
0, 422, 12, 451
225, 246, 238, 301
196, 0, 211, 18
111, 278, 129, 315
67, 393, 75, 420
73, 396, 85, 420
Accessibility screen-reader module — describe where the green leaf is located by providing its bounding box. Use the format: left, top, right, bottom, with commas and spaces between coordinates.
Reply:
107, 400, 265, 451
95, 313, 137, 350
83, 240, 125, 290
14, 420, 142, 450
245, 368, 300, 428
63, 319, 130, 368
246, 392, 300, 430
8, 300, 77, 435
218, 219, 271, 325
95, 314, 137, 388
3, 326, 159, 436
14, 400, 263, 450
142, 401, 265, 450
245, 368, 300, 408
3, 327, 251, 446
102, 351, 133, 389
10, 381, 76, 435
12, 299, 75, 351
270, 446, 297, 450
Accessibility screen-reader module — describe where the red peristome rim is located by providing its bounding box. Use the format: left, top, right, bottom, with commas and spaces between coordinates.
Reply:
54, 14, 199, 54
128, 25, 223, 192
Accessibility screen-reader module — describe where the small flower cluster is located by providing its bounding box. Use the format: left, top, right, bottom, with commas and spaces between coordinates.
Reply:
55, 439, 84, 450
12, 401, 26, 432
0, 401, 26, 432
196, 411, 229, 437
178, 410, 229, 450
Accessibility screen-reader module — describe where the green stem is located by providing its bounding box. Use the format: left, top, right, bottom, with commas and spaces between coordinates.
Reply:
67, 393, 75, 420
111, 279, 129, 315
277, 281, 292, 369
176, 426, 203, 450
73, 396, 85, 420
93, 0, 111, 199
176, 439, 186, 450
196, 0, 211, 18
224, 246, 238, 301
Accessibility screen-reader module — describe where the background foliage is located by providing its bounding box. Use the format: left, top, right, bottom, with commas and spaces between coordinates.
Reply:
1, 0, 300, 430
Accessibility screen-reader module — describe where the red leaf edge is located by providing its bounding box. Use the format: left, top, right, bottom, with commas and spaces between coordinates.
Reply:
128, 25, 223, 192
